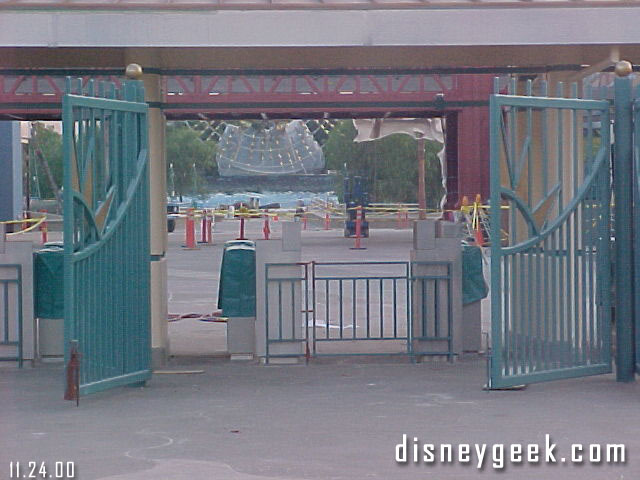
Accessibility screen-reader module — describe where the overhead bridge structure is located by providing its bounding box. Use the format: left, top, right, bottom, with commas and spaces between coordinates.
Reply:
3, 0, 640, 368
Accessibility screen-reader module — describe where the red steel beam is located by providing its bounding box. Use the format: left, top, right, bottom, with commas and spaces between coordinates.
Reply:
0, 71, 494, 205
0, 72, 492, 118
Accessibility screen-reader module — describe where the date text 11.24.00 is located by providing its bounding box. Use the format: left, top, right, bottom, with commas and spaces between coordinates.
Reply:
9, 461, 75, 479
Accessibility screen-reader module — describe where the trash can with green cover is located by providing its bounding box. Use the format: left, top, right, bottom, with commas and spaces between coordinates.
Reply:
33, 245, 65, 358
461, 245, 488, 352
218, 240, 256, 358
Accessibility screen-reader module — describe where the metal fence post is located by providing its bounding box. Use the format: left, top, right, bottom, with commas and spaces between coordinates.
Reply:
614, 61, 636, 382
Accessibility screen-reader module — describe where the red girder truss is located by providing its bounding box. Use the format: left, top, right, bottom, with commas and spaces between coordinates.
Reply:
163, 72, 468, 118
0, 72, 490, 118
0, 71, 493, 204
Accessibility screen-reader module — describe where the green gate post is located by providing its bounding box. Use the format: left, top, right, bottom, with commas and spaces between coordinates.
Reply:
613, 61, 636, 382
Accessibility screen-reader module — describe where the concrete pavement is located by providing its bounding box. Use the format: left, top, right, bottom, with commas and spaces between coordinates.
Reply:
3, 218, 639, 479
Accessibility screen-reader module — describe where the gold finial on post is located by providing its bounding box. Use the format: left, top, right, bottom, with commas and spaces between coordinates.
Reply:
125, 63, 143, 80
615, 60, 633, 77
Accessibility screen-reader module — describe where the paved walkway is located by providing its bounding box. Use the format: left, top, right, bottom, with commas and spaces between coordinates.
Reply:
3, 356, 639, 479
3, 219, 639, 479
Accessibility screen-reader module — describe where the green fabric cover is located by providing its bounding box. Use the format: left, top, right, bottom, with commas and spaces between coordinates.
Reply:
33, 246, 65, 318
462, 245, 488, 305
218, 242, 256, 317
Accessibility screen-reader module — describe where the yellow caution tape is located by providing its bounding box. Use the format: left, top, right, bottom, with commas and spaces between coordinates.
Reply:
5, 216, 46, 236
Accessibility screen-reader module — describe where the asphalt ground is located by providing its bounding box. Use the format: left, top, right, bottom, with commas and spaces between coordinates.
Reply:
2, 218, 639, 480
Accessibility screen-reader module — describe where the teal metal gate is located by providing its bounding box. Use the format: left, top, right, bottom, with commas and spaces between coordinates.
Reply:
263, 260, 454, 362
488, 79, 613, 388
63, 78, 151, 395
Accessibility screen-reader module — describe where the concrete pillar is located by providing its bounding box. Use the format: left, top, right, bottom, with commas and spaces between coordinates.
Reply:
255, 222, 304, 363
125, 56, 169, 367
410, 220, 463, 359
146, 77, 169, 367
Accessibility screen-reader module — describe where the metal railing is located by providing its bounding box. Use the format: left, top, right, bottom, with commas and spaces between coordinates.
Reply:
263, 260, 454, 361
311, 261, 411, 356
264, 262, 310, 363
410, 261, 454, 359
0, 264, 23, 367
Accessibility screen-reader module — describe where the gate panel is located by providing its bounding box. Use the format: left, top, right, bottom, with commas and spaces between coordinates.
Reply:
489, 82, 612, 388
634, 95, 640, 375
310, 262, 410, 356
63, 79, 150, 395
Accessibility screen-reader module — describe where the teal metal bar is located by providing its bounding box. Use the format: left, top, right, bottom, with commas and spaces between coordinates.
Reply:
392, 278, 397, 338
352, 279, 357, 340
339, 279, 343, 339
634, 96, 640, 374
519, 252, 525, 374
434, 279, 439, 338
312, 262, 317, 355
489, 91, 503, 388
325, 280, 329, 339
614, 75, 636, 382
526, 79, 533, 210
406, 263, 412, 358
379, 278, 383, 339
543, 235, 550, 371
541, 80, 549, 194
571, 83, 580, 367
494, 95, 607, 111
291, 281, 295, 340
3, 282, 8, 342
503, 255, 510, 374
366, 279, 370, 338
421, 278, 426, 337
278, 281, 283, 340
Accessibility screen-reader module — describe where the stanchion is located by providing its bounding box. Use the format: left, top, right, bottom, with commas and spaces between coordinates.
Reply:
39, 209, 48, 244
207, 213, 214, 245
237, 217, 247, 240
183, 208, 198, 249
350, 206, 366, 250
302, 214, 308, 230
396, 210, 402, 229
403, 210, 410, 229
263, 216, 271, 240
473, 194, 484, 246
200, 211, 208, 244
324, 213, 330, 230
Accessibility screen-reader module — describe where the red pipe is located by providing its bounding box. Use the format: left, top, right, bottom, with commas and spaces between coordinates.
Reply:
200, 211, 208, 243
39, 209, 48, 244
351, 206, 365, 250
184, 209, 196, 249
263, 216, 271, 240
237, 217, 247, 240
207, 214, 214, 245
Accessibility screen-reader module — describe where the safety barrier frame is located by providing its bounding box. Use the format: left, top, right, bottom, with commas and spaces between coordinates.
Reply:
0, 264, 23, 367
263, 260, 454, 361
264, 262, 310, 363
310, 261, 411, 357
410, 261, 455, 360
